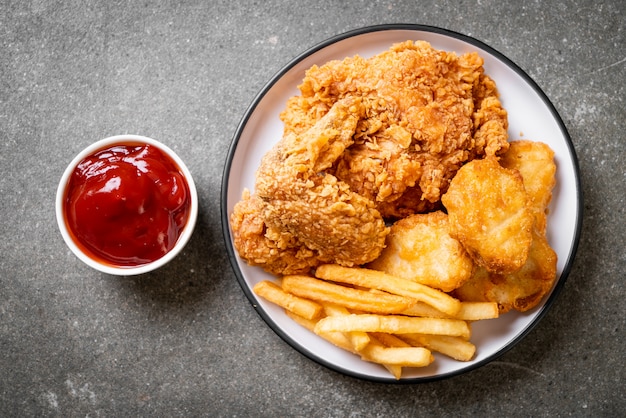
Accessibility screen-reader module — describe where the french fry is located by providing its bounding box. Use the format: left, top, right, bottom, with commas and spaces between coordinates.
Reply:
286, 311, 356, 353
314, 314, 471, 339
363, 334, 411, 379
360, 338, 434, 367
254, 268, 499, 378
285, 309, 319, 332
455, 302, 500, 321
382, 363, 403, 380
369, 332, 412, 348
400, 333, 476, 361
401, 301, 499, 321
253, 280, 323, 320
315, 264, 461, 316
401, 301, 451, 318
290, 312, 405, 380
322, 303, 370, 351
281, 275, 414, 314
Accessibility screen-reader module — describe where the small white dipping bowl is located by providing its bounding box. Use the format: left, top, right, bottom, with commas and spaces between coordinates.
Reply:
55, 134, 198, 276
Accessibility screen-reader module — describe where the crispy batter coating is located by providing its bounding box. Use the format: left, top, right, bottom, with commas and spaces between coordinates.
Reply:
441, 157, 534, 274
231, 41, 512, 276
367, 211, 474, 292
230, 190, 325, 276
280, 40, 509, 218
452, 228, 557, 313
499, 140, 556, 234
448, 143, 558, 312
232, 98, 389, 275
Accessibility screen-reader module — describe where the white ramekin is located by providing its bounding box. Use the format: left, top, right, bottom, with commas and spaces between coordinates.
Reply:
55, 134, 198, 275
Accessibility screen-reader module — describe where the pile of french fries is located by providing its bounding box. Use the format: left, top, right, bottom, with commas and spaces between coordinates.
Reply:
253, 264, 499, 379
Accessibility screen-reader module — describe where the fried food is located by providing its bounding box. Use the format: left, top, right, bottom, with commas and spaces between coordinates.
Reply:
314, 314, 471, 339
441, 157, 534, 274
358, 339, 434, 368
399, 334, 476, 362
365, 334, 414, 378
231, 41, 560, 377
366, 211, 474, 292
400, 301, 499, 321
282, 40, 509, 219
281, 274, 415, 314
231, 41, 511, 276
253, 280, 323, 320
230, 189, 325, 276
452, 228, 558, 313
231, 98, 389, 275
321, 302, 371, 351
450, 142, 558, 312
499, 140, 556, 234
315, 263, 461, 316
256, 97, 390, 268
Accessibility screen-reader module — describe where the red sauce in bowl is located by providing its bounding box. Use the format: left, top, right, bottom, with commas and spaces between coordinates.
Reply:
63, 143, 191, 267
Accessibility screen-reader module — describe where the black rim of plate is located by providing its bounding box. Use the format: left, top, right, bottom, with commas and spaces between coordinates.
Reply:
220, 23, 583, 383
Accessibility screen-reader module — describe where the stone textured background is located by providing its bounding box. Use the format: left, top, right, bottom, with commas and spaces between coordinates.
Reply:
1, 1, 624, 416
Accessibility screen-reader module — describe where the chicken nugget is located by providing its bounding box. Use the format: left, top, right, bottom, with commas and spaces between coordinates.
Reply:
441, 157, 533, 274
452, 228, 558, 313
499, 140, 556, 234
367, 211, 474, 292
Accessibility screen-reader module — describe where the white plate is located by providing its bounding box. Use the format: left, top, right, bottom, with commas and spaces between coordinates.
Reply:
221, 24, 582, 382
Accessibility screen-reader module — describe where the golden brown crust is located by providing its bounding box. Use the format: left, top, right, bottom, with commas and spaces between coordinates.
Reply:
452, 228, 558, 313
499, 140, 556, 235
230, 190, 325, 276
280, 40, 509, 219
230, 41, 521, 278
256, 97, 389, 267
441, 157, 534, 274
231, 98, 390, 275
448, 143, 558, 313
367, 211, 474, 292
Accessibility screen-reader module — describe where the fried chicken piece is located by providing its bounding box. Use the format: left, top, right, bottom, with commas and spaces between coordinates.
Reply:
231, 97, 389, 275
499, 140, 556, 234
441, 157, 534, 274
447, 142, 558, 312
231, 41, 512, 276
367, 211, 474, 292
280, 40, 510, 219
230, 190, 325, 276
452, 228, 558, 313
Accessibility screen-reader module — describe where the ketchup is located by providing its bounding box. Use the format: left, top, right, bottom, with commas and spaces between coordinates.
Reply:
64, 143, 191, 267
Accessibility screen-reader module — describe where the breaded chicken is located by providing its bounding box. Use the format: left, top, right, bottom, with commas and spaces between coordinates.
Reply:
451, 142, 558, 312
499, 140, 556, 234
280, 40, 510, 219
231, 41, 511, 276
231, 98, 389, 275
452, 228, 558, 313
441, 157, 534, 274
230, 190, 325, 276
367, 211, 474, 292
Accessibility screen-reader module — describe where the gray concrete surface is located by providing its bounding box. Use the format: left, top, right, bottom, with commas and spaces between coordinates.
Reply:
1, 0, 624, 416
